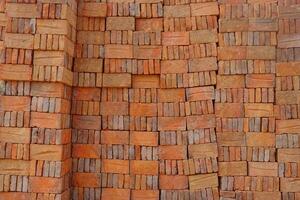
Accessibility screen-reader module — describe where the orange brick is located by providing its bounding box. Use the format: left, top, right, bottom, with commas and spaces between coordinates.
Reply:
253, 192, 281, 200
72, 115, 101, 130
0, 96, 30, 111
186, 86, 214, 101
164, 5, 190, 18
159, 145, 187, 160
29, 177, 64, 193
30, 144, 67, 161
78, 2, 107, 17
280, 178, 300, 192
131, 190, 159, 200
130, 160, 158, 175
6, 3, 39, 18
276, 91, 300, 105
158, 117, 186, 131
217, 75, 245, 88
0, 192, 30, 200
4, 33, 34, 49
133, 46, 162, 59
189, 173, 218, 190
278, 149, 300, 162
158, 89, 186, 102
132, 75, 160, 88
246, 133, 275, 147
101, 131, 129, 144
136, 18, 163, 32
248, 162, 278, 177
159, 175, 188, 189
0, 127, 31, 143
102, 159, 129, 174
244, 103, 274, 117
102, 73, 131, 88
190, 2, 219, 16
31, 82, 65, 98
72, 144, 101, 158
74, 58, 103, 72
162, 32, 190, 45
276, 119, 300, 134
215, 103, 244, 117
247, 46, 276, 60
189, 57, 218, 72
130, 103, 157, 116
0, 160, 31, 175
276, 62, 300, 76
246, 74, 275, 88
218, 47, 247, 60
105, 45, 133, 58
190, 30, 218, 44
188, 143, 218, 158
100, 102, 128, 115
72, 173, 101, 187
0, 64, 32, 81
130, 131, 158, 146
217, 132, 246, 147
187, 115, 215, 130
107, 17, 135, 30
218, 161, 247, 176
101, 188, 130, 200
161, 60, 188, 74
31, 112, 66, 129
72, 88, 101, 101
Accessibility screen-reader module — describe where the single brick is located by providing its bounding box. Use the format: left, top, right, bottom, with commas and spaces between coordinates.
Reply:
159, 175, 188, 189
102, 73, 131, 88
106, 17, 135, 30
248, 162, 278, 177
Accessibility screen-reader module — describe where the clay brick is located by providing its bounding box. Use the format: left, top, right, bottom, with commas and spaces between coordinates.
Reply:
215, 103, 244, 117
101, 188, 130, 200
6, 3, 39, 18
276, 91, 300, 105
4, 33, 34, 49
133, 46, 162, 59
190, 2, 219, 16
72, 144, 101, 158
276, 119, 300, 134
244, 103, 274, 117
101, 131, 129, 144
164, 5, 190, 18
189, 57, 218, 72
161, 60, 188, 74
190, 30, 218, 44
130, 103, 157, 116
246, 133, 275, 147
158, 117, 186, 131
100, 102, 128, 115
31, 82, 65, 98
130, 131, 158, 146
158, 89, 185, 102
130, 160, 158, 175
102, 73, 131, 88
159, 145, 187, 160
278, 149, 300, 162
30, 144, 65, 161
280, 178, 300, 192
74, 58, 103, 73
219, 19, 249, 32
0, 160, 31, 175
136, 18, 163, 32
105, 45, 133, 58
188, 143, 218, 158
72, 115, 101, 130
217, 132, 246, 146
248, 162, 278, 177
0, 96, 30, 111
159, 175, 188, 189
279, 5, 300, 18
247, 46, 276, 60
37, 20, 68, 35
218, 161, 247, 176
187, 115, 215, 129
107, 17, 135, 30
276, 62, 300, 76
253, 192, 281, 200
73, 88, 101, 101
248, 19, 278, 32
217, 75, 245, 88
72, 173, 101, 187
132, 75, 160, 88
218, 47, 247, 60
102, 159, 129, 174
34, 51, 65, 66
0, 127, 30, 143
189, 173, 218, 190
31, 112, 66, 129
0, 64, 32, 81
131, 190, 159, 200
278, 33, 300, 48
29, 177, 63, 193
78, 2, 107, 17
77, 32, 105, 45
186, 86, 214, 101
0, 193, 30, 200
162, 32, 190, 46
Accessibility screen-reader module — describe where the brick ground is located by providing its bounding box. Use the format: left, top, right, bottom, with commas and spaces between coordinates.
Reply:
0, 0, 300, 200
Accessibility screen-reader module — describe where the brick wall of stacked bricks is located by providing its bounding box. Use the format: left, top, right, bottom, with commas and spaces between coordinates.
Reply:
0, 0, 300, 199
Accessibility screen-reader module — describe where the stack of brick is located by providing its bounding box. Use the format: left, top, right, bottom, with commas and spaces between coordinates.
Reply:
217, 0, 278, 199
276, 0, 300, 199
159, 1, 219, 199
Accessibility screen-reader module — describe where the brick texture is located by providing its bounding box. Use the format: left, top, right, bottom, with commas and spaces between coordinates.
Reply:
0, 0, 299, 200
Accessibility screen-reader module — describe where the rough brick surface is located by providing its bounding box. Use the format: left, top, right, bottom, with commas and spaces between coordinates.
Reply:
1, 0, 300, 199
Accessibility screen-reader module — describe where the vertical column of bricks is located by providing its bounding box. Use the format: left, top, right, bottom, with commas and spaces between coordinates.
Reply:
217, 0, 278, 199
276, 0, 300, 198
159, 1, 219, 199
0, 1, 36, 199
72, 1, 104, 199
30, 0, 77, 199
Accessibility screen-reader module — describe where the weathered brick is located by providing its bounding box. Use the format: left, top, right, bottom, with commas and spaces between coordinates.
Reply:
30, 144, 67, 161
4, 33, 34, 49
37, 20, 68, 35
280, 178, 300, 192
0, 127, 31, 144
29, 177, 64, 193
189, 57, 218, 72
131, 190, 159, 200
31, 112, 67, 129
100, 102, 128, 115
253, 192, 281, 200
186, 86, 214, 101
6, 3, 39, 18
0, 64, 32, 81
107, 17, 135, 30
0, 96, 30, 111
34, 51, 65, 66
0, 160, 32, 176
77, 31, 105, 45
276, 62, 300, 76
278, 33, 300, 48
74, 58, 103, 73
159, 175, 188, 189
276, 91, 300, 105
276, 119, 300, 134
72, 115, 101, 130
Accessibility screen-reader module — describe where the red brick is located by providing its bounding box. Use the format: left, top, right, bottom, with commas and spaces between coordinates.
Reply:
186, 86, 214, 101
158, 117, 186, 131
102, 73, 131, 88
190, 2, 219, 16
159, 145, 187, 160
102, 159, 129, 174
246, 133, 275, 147
101, 188, 130, 200
0, 96, 30, 111
278, 149, 300, 162
0, 64, 32, 81
72, 115, 101, 130
130, 103, 157, 116
159, 175, 188, 189
130, 131, 158, 146
0, 192, 30, 200
0, 127, 31, 144
136, 18, 163, 32
100, 102, 128, 115
248, 162, 278, 177
31, 82, 65, 98
105, 45, 133, 58
131, 190, 159, 200
101, 131, 129, 144
74, 58, 103, 72
29, 177, 64, 193
188, 143, 218, 158
132, 75, 160, 88
187, 115, 215, 130
72, 88, 101, 101
72, 144, 101, 158
215, 103, 244, 117
161, 60, 188, 74
158, 89, 185, 102
31, 112, 67, 129
130, 160, 158, 175
72, 173, 101, 187
217, 75, 245, 88
162, 32, 190, 46
133, 46, 162, 59
244, 103, 274, 117
78, 2, 107, 17
107, 17, 135, 30
30, 144, 67, 161
189, 57, 218, 72
218, 161, 247, 176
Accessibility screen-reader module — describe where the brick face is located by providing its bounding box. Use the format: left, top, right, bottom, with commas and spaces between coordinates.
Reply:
1, 0, 299, 199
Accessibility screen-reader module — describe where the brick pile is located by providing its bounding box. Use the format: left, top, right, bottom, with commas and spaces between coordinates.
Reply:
0, 0, 299, 200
